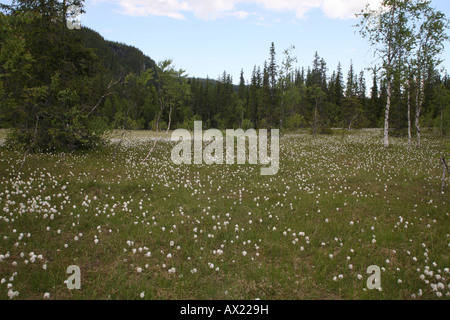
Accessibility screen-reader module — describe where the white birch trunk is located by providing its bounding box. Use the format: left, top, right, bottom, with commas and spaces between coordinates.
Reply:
442, 158, 448, 192
384, 78, 391, 148
165, 104, 173, 139
407, 80, 412, 150
415, 78, 425, 148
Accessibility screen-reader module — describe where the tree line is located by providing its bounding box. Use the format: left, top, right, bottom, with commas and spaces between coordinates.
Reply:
111, 42, 450, 139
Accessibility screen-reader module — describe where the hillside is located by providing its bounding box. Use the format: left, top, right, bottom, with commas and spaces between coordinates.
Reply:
79, 27, 157, 76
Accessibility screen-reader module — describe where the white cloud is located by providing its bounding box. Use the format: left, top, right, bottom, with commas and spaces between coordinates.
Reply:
321, 0, 382, 20
247, 0, 322, 18
189, 0, 235, 20
117, 0, 190, 20
113, 0, 383, 21
114, 0, 236, 20
228, 10, 251, 19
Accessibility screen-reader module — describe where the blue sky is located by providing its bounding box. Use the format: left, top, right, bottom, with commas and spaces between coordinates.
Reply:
11, 0, 450, 85
79, 0, 450, 85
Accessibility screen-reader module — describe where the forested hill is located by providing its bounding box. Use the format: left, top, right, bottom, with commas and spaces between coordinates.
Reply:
80, 27, 237, 90
79, 27, 157, 76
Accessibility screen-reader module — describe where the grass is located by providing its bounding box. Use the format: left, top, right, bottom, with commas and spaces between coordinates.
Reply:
0, 129, 448, 300
0, 129, 8, 145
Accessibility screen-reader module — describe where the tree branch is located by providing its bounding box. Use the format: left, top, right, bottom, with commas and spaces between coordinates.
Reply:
442, 157, 449, 192
87, 77, 123, 117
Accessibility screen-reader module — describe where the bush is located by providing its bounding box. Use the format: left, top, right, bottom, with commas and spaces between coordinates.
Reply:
285, 114, 306, 130
150, 119, 167, 131
319, 127, 333, 135
241, 119, 254, 130
6, 106, 106, 152
176, 115, 202, 131
433, 108, 450, 136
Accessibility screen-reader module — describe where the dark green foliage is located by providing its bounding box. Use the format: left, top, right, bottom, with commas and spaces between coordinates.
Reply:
0, 0, 108, 152
79, 27, 157, 77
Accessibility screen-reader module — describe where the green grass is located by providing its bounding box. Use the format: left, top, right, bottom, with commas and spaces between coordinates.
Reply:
0, 129, 8, 144
0, 129, 448, 300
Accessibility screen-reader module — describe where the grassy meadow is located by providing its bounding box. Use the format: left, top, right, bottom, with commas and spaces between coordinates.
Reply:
0, 129, 448, 300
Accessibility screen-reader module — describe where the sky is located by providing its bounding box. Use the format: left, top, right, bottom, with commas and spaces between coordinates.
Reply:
9, 0, 450, 85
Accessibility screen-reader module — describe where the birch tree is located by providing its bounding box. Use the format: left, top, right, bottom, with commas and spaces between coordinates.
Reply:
412, 2, 449, 147
142, 60, 190, 162
357, 0, 416, 148
278, 45, 297, 133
